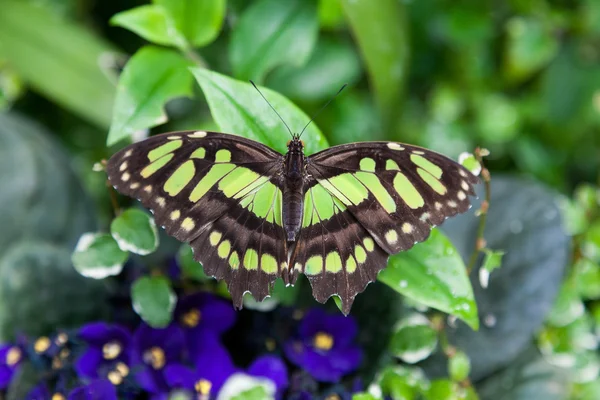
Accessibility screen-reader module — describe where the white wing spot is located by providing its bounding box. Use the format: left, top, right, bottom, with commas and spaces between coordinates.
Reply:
413, 150, 425, 155
167, 135, 180, 140
461, 180, 469, 191
402, 223, 413, 234
420, 212, 430, 222
121, 172, 130, 182
435, 202, 443, 210
448, 200, 458, 208
457, 191, 466, 200
385, 230, 398, 245
144, 185, 152, 193
170, 210, 181, 221
124, 150, 133, 158
119, 161, 128, 172
387, 143, 404, 151
181, 217, 195, 232
459, 169, 468, 177
189, 131, 207, 138
156, 197, 166, 207
129, 182, 140, 190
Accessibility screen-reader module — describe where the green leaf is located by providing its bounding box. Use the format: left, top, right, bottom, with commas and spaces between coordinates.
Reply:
389, 314, 438, 364
583, 221, 600, 262
475, 93, 520, 143
107, 46, 194, 146
352, 394, 378, 400
423, 380, 455, 400
545, 283, 584, 327
131, 275, 176, 328
231, 386, 272, 400
558, 196, 588, 236
378, 229, 479, 330
271, 278, 299, 306
229, 0, 318, 82
266, 37, 362, 102
110, 5, 186, 48
340, 0, 409, 130
72, 233, 129, 279
378, 366, 424, 399
574, 258, 600, 300
191, 68, 328, 155
0, 1, 115, 128
318, 0, 345, 29
154, 0, 226, 48
458, 152, 482, 176
479, 249, 504, 288
110, 208, 159, 255
449, 350, 471, 382
177, 244, 208, 281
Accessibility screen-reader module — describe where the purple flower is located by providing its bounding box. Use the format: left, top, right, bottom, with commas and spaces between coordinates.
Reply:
131, 323, 186, 393
157, 332, 238, 399
0, 344, 24, 389
284, 309, 362, 382
248, 355, 288, 397
26, 384, 51, 400
174, 292, 236, 353
68, 379, 118, 400
75, 323, 132, 386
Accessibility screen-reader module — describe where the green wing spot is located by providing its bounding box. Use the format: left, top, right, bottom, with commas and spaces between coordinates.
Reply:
393, 172, 424, 209
410, 154, 443, 179
355, 245, 367, 263
355, 172, 397, 213
271, 189, 283, 226
235, 176, 270, 199
311, 184, 336, 221
229, 251, 240, 269
417, 168, 447, 195
190, 147, 206, 159
302, 190, 315, 228
261, 254, 278, 274
251, 182, 277, 219
209, 231, 222, 246
305, 255, 323, 275
164, 160, 195, 196
243, 249, 259, 270
363, 237, 375, 252
346, 256, 357, 273
215, 149, 231, 163
148, 140, 182, 161
359, 157, 376, 172
141, 153, 174, 178
219, 167, 260, 197
318, 178, 352, 205
189, 164, 236, 202
386, 159, 400, 171
325, 251, 343, 273
217, 240, 231, 259
321, 174, 368, 205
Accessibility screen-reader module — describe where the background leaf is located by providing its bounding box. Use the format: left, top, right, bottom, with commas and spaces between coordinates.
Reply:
340, 0, 409, 130
111, 5, 185, 48
378, 229, 479, 330
191, 68, 328, 155
107, 46, 194, 146
110, 208, 159, 255
229, 0, 318, 82
72, 233, 128, 279
0, 1, 116, 128
131, 275, 176, 328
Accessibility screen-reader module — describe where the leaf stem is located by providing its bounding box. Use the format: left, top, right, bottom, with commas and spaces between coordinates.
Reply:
182, 45, 208, 68
466, 148, 492, 275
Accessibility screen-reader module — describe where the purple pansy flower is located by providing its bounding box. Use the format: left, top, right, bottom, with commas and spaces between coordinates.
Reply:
156, 332, 238, 400
0, 344, 24, 389
75, 323, 132, 387
132, 323, 186, 393
26, 384, 51, 400
248, 355, 289, 397
174, 292, 236, 352
284, 309, 362, 382
68, 379, 118, 400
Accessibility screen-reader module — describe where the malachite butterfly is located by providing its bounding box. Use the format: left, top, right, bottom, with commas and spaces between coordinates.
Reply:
107, 130, 478, 314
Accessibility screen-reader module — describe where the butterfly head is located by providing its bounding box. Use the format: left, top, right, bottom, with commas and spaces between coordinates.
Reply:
287, 138, 304, 153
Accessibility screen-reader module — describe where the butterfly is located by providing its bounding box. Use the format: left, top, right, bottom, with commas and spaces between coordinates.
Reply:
107, 130, 478, 314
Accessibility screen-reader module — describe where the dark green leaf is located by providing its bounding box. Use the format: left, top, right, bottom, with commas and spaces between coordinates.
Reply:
351, 394, 378, 400
389, 314, 438, 364
110, 208, 159, 255
0, 1, 115, 128
154, 0, 226, 47
229, 0, 318, 82
475, 93, 520, 143
379, 229, 479, 330
378, 366, 424, 399
270, 278, 299, 306
574, 258, 600, 300
131, 275, 176, 328
340, 0, 409, 130
107, 46, 194, 146
230, 386, 272, 400
191, 68, 328, 155
583, 222, 600, 262
72, 233, 128, 279
318, 0, 345, 29
177, 244, 208, 281
449, 350, 471, 382
266, 37, 362, 102
110, 5, 185, 48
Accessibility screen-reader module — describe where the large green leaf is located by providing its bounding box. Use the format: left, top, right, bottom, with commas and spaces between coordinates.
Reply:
110, 208, 159, 256
131, 275, 176, 328
107, 46, 194, 146
0, 1, 115, 128
340, 0, 409, 130
191, 68, 328, 155
229, 0, 318, 82
155, 0, 226, 48
378, 229, 478, 330
111, 5, 186, 48
72, 233, 129, 279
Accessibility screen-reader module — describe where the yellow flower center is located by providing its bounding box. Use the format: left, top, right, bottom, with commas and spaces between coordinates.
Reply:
195, 378, 212, 395
143, 346, 166, 369
56, 333, 68, 345
313, 332, 334, 351
181, 308, 202, 327
325, 395, 341, 400
102, 341, 122, 360
52, 394, 66, 400
115, 362, 129, 377
107, 371, 123, 385
5, 347, 21, 366
34, 337, 51, 353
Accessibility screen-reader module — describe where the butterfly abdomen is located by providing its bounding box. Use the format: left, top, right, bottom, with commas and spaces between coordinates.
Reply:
282, 144, 305, 241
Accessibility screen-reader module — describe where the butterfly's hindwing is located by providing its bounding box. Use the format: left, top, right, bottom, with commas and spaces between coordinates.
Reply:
292, 142, 478, 312
106, 131, 287, 307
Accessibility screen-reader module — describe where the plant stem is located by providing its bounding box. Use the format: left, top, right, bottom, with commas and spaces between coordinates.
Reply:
466, 148, 492, 275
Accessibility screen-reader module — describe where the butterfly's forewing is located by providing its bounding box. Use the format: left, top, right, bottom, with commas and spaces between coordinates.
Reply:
294, 142, 479, 313
106, 131, 287, 306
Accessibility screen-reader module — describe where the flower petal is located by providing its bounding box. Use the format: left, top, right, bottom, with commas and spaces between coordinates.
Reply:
298, 309, 329, 339
78, 323, 131, 348
248, 355, 288, 391
176, 292, 236, 333
131, 323, 185, 366
329, 346, 362, 376
325, 315, 358, 348
164, 363, 196, 389
68, 379, 118, 400
75, 348, 103, 379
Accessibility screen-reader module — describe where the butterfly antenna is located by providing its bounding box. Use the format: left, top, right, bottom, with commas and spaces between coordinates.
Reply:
250, 80, 294, 138
298, 83, 347, 138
